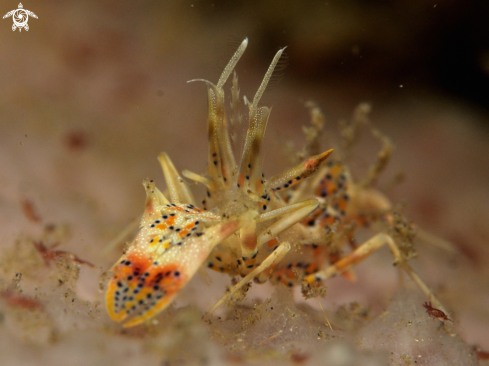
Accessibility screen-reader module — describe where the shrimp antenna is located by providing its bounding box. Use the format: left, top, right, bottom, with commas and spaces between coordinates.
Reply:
250, 46, 287, 113
217, 38, 248, 89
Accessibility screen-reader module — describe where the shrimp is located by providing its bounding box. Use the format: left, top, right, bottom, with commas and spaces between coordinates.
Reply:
105, 39, 446, 328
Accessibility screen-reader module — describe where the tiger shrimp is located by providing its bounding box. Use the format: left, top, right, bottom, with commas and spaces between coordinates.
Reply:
105, 38, 447, 328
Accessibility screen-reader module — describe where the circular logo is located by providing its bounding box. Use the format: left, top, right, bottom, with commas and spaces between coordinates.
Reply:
12, 9, 28, 28
3, 3, 38, 32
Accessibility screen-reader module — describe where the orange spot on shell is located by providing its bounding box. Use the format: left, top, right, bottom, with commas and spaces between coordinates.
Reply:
165, 215, 176, 225
238, 173, 245, 187
178, 230, 190, 238
266, 238, 279, 248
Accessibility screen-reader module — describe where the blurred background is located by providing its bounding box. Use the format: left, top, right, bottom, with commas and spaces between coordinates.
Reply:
0, 0, 488, 364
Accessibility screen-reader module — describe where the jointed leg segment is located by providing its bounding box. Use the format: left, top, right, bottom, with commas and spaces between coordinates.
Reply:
207, 241, 291, 315
303, 233, 448, 313
238, 199, 319, 275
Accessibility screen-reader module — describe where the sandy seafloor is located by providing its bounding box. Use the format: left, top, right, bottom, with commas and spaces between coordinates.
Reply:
0, 1, 488, 365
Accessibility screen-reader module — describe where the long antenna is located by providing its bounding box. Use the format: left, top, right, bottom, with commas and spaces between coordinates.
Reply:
251, 47, 286, 113
217, 38, 248, 89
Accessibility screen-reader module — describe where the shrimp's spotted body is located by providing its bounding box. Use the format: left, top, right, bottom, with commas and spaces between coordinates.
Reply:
106, 39, 448, 327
